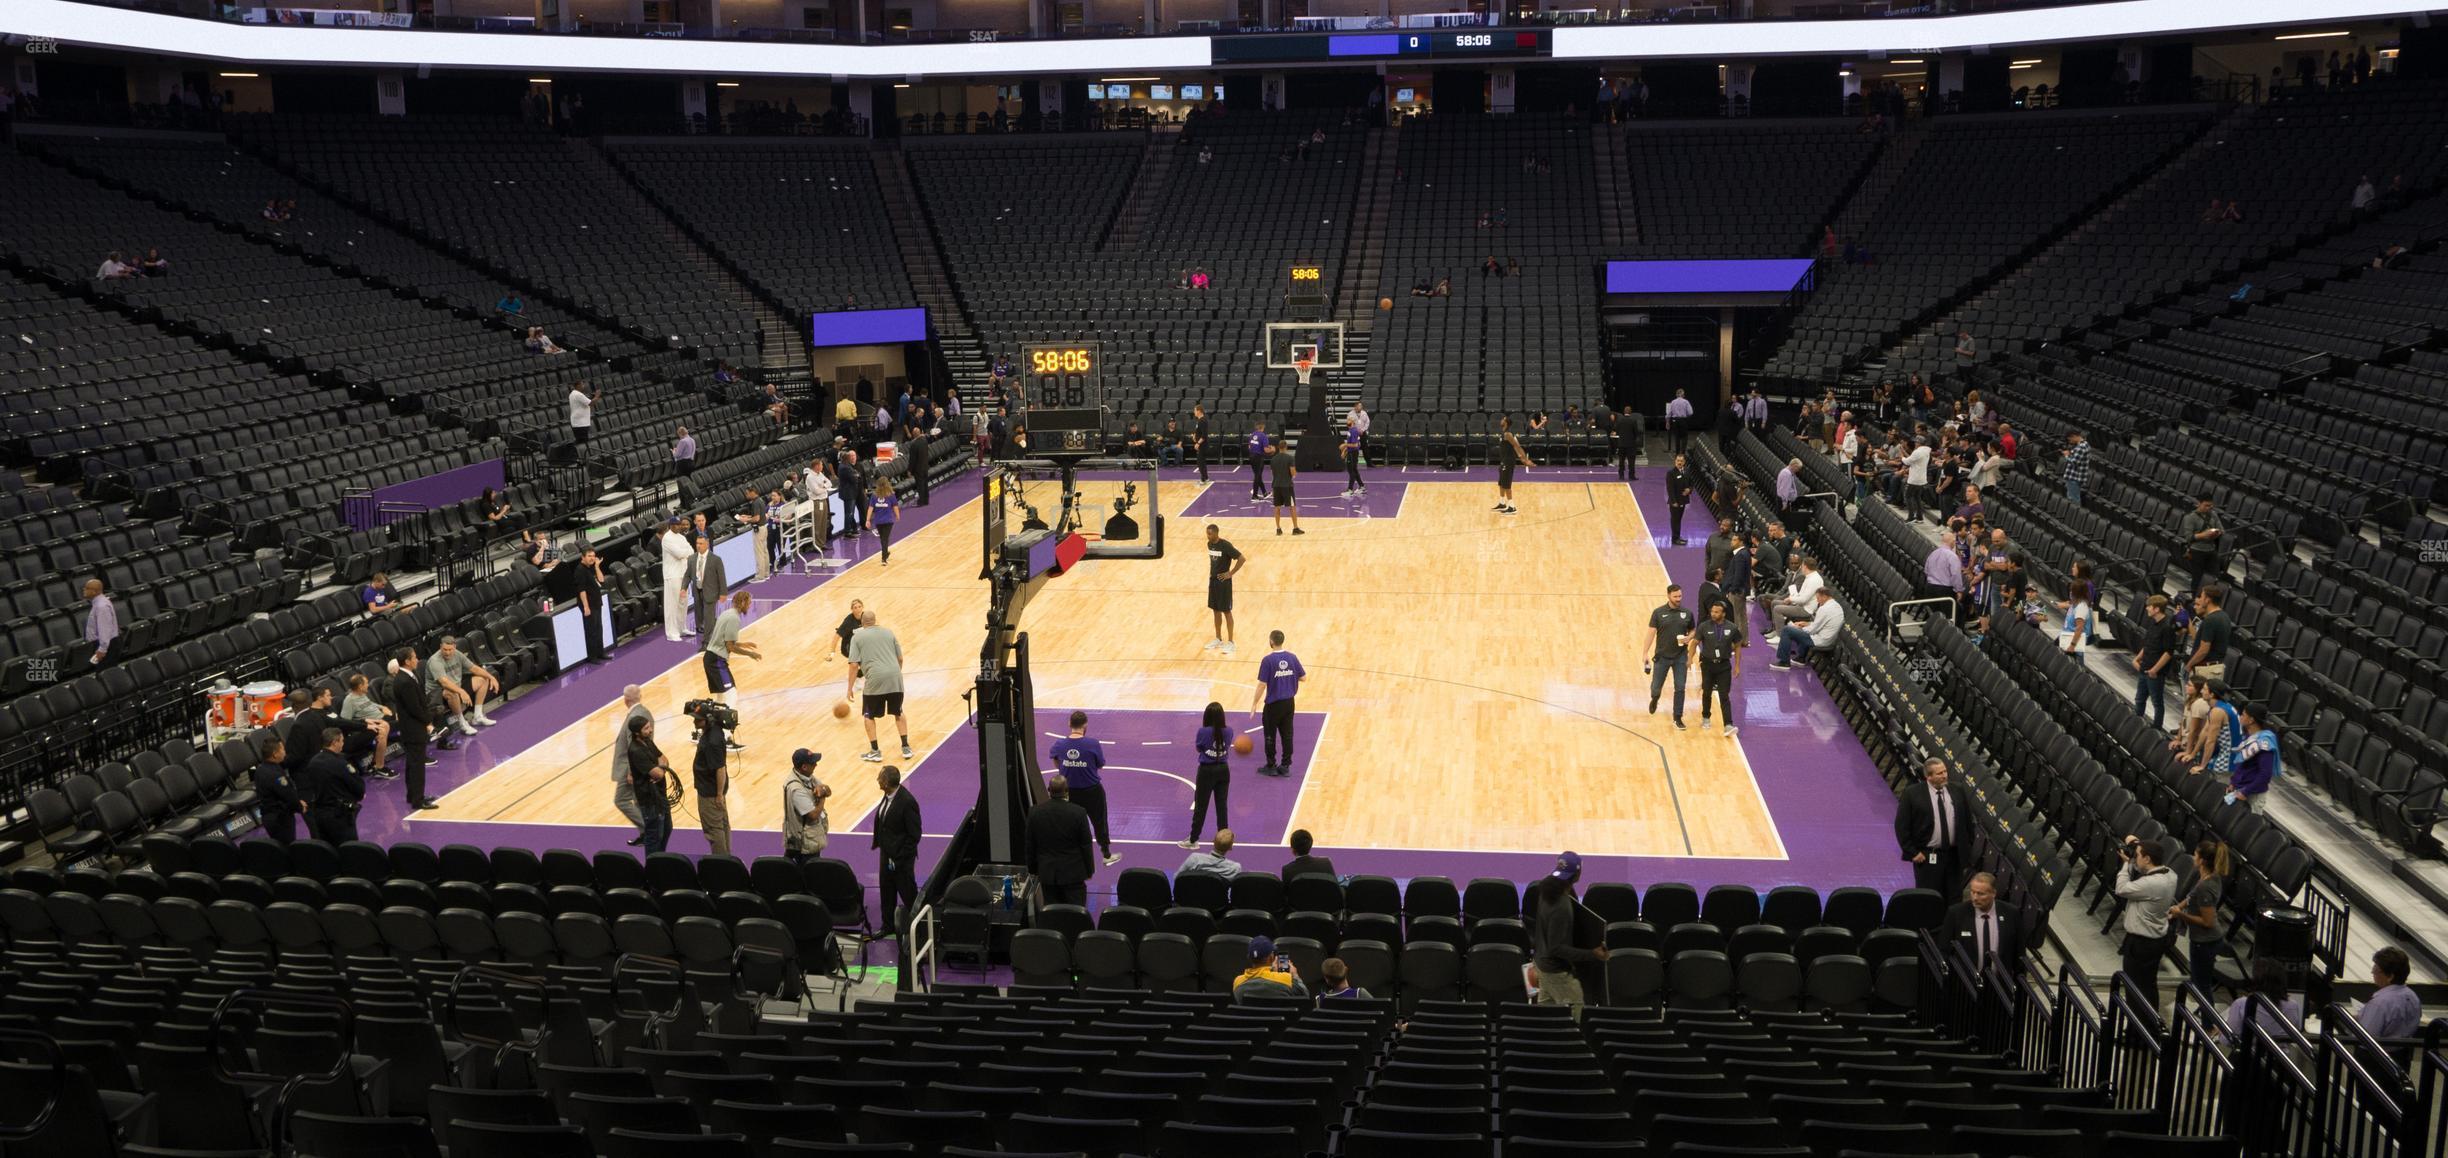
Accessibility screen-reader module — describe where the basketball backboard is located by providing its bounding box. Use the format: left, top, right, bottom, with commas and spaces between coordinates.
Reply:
1263, 321, 1345, 369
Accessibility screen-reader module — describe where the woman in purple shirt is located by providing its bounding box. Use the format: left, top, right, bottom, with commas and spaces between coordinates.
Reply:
2227, 705, 2279, 810
870, 479, 902, 567
1182, 702, 1235, 848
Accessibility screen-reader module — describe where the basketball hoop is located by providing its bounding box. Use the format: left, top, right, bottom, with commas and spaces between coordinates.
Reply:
1294, 358, 1315, 386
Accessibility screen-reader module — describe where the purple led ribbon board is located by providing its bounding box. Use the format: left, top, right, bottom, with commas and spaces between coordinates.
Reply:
810, 306, 929, 347
1604, 259, 1816, 295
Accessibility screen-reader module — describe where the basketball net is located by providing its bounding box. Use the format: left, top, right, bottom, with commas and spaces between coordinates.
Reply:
1294, 358, 1315, 386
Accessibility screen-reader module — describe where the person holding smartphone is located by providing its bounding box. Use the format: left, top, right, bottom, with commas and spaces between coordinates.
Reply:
1232, 935, 1307, 1003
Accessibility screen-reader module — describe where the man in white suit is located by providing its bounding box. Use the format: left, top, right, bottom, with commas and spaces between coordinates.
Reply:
659, 518, 693, 641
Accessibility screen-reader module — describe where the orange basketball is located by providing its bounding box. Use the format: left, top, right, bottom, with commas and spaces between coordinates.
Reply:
1232, 734, 1254, 756
1378, 296, 1393, 311
833, 700, 852, 719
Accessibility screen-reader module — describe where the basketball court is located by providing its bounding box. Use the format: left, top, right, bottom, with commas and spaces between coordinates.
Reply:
367, 459, 1912, 916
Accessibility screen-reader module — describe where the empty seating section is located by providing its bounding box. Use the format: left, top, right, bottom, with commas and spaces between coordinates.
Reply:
907, 134, 1143, 386
1621, 121, 1880, 258
608, 138, 915, 316
1126, 113, 1362, 421
1765, 108, 2206, 381
5, 834, 2128, 1158
234, 114, 767, 364
1886, 81, 2448, 377
1370, 115, 1599, 418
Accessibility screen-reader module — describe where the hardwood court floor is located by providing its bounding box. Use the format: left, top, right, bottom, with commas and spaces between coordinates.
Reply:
431, 478, 1783, 860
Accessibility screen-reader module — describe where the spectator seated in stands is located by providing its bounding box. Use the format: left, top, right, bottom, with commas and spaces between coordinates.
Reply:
1180, 827, 1242, 879
360, 571, 414, 618
2221, 957, 2304, 1043
2351, 174, 2376, 211
137, 247, 170, 276
1232, 935, 1306, 1003
1770, 587, 1843, 671
1434, 275, 1451, 296
524, 325, 566, 355
1122, 422, 1154, 457
340, 671, 393, 773
522, 530, 561, 570
481, 486, 511, 525
1318, 957, 1369, 999
2355, 946, 2421, 1044
1483, 255, 1502, 278
1189, 267, 1212, 291
95, 250, 138, 280
495, 293, 524, 316
1411, 275, 1435, 297
1197, 145, 1214, 165
428, 635, 499, 735
2374, 242, 2410, 270
1158, 419, 1186, 466
1476, 210, 1492, 230
260, 198, 286, 222
714, 360, 741, 386
763, 383, 790, 427
2200, 199, 2225, 223
1506, 257, 1522, 278
1282, 827, 1336, 880
2219, 200, 2244, 223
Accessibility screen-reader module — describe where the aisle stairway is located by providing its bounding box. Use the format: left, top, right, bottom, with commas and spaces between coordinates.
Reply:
578, 139, 804, 382
1332, 125, 1397, 329
1593, 124, 1636, 251
870, 142, 988, 407
1105, 125, 1182, 250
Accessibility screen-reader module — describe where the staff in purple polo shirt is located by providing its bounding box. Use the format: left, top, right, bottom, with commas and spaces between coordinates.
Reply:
1250, 630, 1307, 778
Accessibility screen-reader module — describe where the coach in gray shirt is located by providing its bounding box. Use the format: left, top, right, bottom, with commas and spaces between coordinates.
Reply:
610, 684, 651, 844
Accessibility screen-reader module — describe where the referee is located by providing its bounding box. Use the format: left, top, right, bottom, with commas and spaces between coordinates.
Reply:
1692, 598, 1743, 737
1203, 523, 1245, 656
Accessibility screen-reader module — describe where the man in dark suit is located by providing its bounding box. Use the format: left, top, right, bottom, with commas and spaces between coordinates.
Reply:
903, 422, 931, 507
1942, 871, 2025, 974
288, 683, 373, 770
692, 535, 729, 638
1281, 828, 1337, 882
1024, 773, 1096, 908
1894, 757, 1976, 897
300, 727, 365, 844
387, 647, 440, 811
872, 764, 922, 935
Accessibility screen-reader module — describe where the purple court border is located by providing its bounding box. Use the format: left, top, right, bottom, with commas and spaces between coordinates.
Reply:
340, 457, 1910, 919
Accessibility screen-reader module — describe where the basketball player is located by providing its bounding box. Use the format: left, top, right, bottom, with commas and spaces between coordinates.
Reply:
847, 607, 911, 762
1494, 415, 1533, 515
1271, 443, 1303, 536
704, 589, 758, 751
1247, 420, 1273, 501
1050, 710, 1119, 866
1203, 524, 1246, 655
1666, 454, 1693, 545
1691, 598, 1743, 736
1340, 414, 1366, 497
1250, 630, 1306, 777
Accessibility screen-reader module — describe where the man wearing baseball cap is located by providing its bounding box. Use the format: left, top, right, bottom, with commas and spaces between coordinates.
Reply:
1528, 851, 1610, 1017
782, 749, 831, 867
1232, 935, 1307, 1003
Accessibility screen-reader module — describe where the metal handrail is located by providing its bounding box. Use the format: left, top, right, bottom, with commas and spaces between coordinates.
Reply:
910, 902, 940, 992
1885, 596, 1957, 645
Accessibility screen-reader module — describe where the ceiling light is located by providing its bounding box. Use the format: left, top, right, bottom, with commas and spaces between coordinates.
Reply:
2010, 63, 2035, 70
1887, 58, 1923, 64
716, 81, 739, 87
2274, 30, 2351, 40
219, 72, 259, 78
529, 78, 552, 83
2011, 58, 2042, 65
893, 83, 910, 88
1102, 76, 1158, 82
1882, 72, 1921, 79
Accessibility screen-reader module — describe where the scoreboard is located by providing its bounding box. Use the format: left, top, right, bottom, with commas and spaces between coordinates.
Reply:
1021, 341, 1105, 454
1216, 28, 1550, 63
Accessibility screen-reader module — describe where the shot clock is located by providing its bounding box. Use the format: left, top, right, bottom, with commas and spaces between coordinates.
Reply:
1020, 341, 1105, 454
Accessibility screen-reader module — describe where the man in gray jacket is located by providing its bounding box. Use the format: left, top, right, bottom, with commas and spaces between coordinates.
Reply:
610, 684, 651, 845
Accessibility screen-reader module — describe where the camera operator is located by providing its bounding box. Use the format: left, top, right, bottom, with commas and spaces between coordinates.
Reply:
689, 699, 735, 857
783, 748, 832, 867
2113, 834, 2179, 1012
626, 714, 675, 855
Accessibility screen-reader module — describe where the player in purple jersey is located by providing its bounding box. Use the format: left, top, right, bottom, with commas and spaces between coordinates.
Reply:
1247, 421, 1274, 501
1249, 630, 1307, 777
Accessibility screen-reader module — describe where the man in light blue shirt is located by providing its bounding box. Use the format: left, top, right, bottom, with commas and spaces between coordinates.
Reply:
1179, 828, 1243, 879
1925, 533, 1966, 613
2356, 946, 2422, 1042
1663, 390, 1694, 454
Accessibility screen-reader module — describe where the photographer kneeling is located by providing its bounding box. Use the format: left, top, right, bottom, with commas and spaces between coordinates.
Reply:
2113, 834, 2180, 1013
688, 699, 737, 857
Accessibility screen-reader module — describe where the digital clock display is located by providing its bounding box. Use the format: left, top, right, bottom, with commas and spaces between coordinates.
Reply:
1289, 265, 1322, 282
1028, 347, 1095, 375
